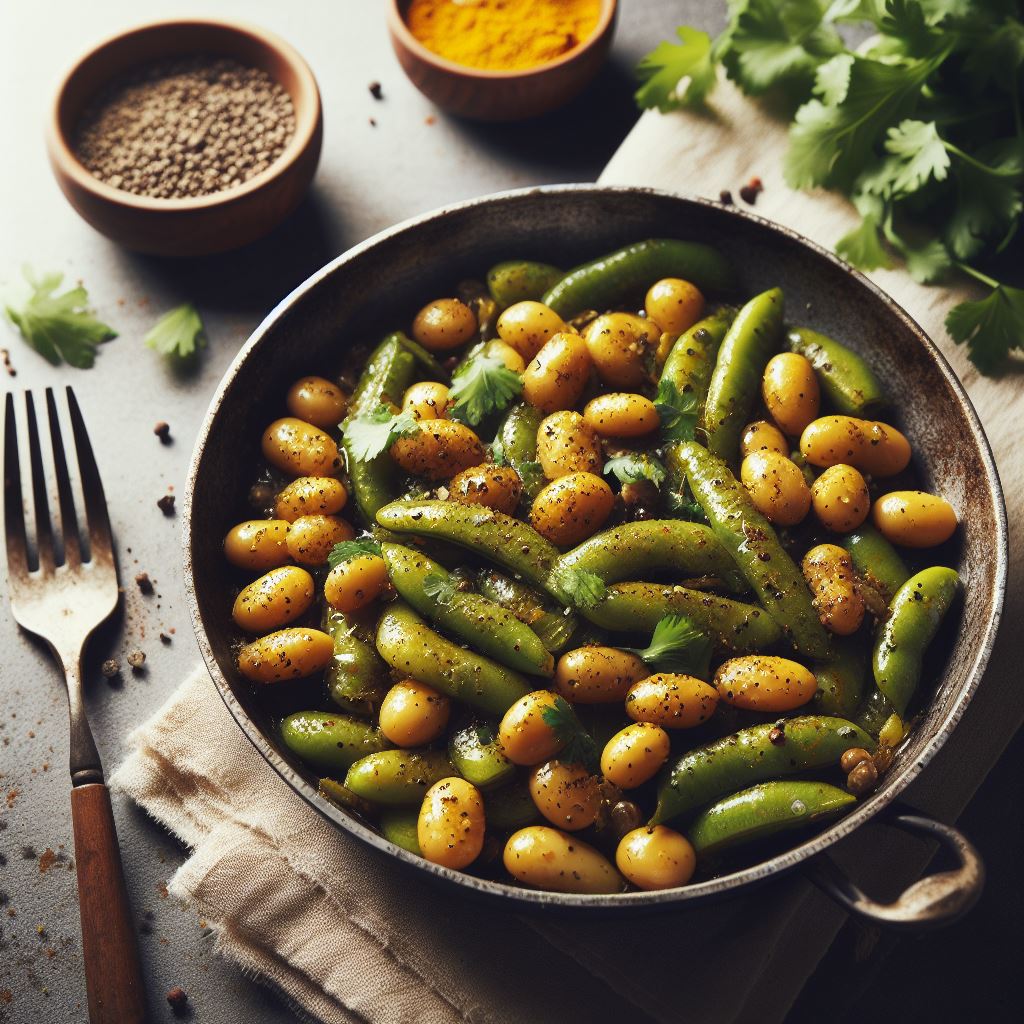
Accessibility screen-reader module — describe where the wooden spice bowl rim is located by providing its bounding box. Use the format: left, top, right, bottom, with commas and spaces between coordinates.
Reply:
47, 16, 322, 214
386, 0, 618, 81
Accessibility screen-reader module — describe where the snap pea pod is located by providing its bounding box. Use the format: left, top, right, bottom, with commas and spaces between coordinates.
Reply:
873, 567, 959, 716
840, 525, 911, 604
391, 330, 450, 382
541, 239, 735, 319
380, 808, 422, 855
343, 335, 417, 522
679, 441, 830, 659
318, 777, 374, 816
448, 721, 516, 790
376, 499, 562, 597
853, 687, 900, 738
376, 602, 531, 716
786, 326, 886, 417
702, 288, 785, 462
484, 783, 542, 831
476, 570, 578, 652
280, 711, 391, 773
659, 307, 737, 401
688, 781, 856, 857
382, 543, 554, 677
652, 716, 874, 825
496, 403, 546, 502
487, 260, 563, 308
555, 520, 747, 593
581, 582, 782, 652
324, 609, 390, 715
812, 637, 869, 719
344, 748, 455, 806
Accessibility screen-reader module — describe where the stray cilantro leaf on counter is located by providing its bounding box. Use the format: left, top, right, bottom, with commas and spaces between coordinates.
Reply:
422, 572, 457, 605
327, 538, 382, 570
145, 302, 206, 360
634, 26, 716, 111
654, 379, 700, 443
604, 453, 667, 488
4, 267, 116, 368
541, 695, 599, 773
550, 564, 606, 610
343, 405, 419, 461
623, 615, 713, 678
447, 353, 523, 426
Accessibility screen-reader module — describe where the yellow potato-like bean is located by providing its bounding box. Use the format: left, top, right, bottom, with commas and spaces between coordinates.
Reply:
285, 514, 354, 566
286, 376, 348, 429
583, 393, 660, 438
411, 298, 477, 351
715, 656, 817, 712
402, 381, 450, 420
417, 778, 485, 869
653, 330, 678, 368
762, 353, 821, 437
644, 278, 705, 335
449, 463, 523, 515
499, 690, 565, 766
232, 565, 315, 633
530, 472, 615, 546
811, 464, 870, 533
496, 301, 568, 360
522, 332, 592, 414
872, 491, 958, 548
616, 826, 696, 891
262, 417, 342, 478
224, 519, 291, 571
484, 338, 527, 374
741, 420, 788, 458
528, 760, 602, 831
324, 554, 390, 613
601, 723, 671, 790
801, 544, 865, 636
800, 416, 911, 477
584, 313, 659, 388
625, 673, 719, 729
237, 627, 334, 683
379, 679, 451, 747
536, 410, 603, 480
389, 419, 485, 481
504, 826, 623, 894
554, 646, 649, 704
274, 476, 348, 523
740, 450, 812, 526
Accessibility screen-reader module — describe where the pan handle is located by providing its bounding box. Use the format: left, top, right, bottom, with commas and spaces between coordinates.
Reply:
806, 811, 984, 930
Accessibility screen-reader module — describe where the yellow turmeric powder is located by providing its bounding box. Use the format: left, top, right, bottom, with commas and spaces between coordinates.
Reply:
406, 0, 604, 72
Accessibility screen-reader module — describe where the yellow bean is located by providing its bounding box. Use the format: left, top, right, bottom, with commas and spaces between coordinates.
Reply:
323, 554, 390, 613
448, 463, 523, 515
522, 332, 591, 413
484, 338, 527, 374
286, 376, 348, 429
285, 514, 354, 566
625, 673, 719, 729
872, 491, 958, 548
402, 381, 450, 420
528, 760, 602, 831
412, 298, 477, 351
714, 656, 817, 712
503, 826, 623, 894
600, 723, 670, 789
811, 464, 870, 533
390, 418, 485, 480
224, 519, 291, 571
800, 416, 911, 477
417, 778, 485, 868
232, 565, 315, 633
616, 826, 696, 890
740, 450, 812, 526
583, 393, 660, 438
801, 544, 865, 636
496, 301, 568, 360
262, 418, 342, 478
498, 690, 564, 766
584, 312, 659, 388
530, 471, 614, 546
274, 477, 348, 523
554, 646, 649, 704
237, 627, 334, 683
536, 410, 603, 480
741, 420, 788, 458
762, 353, 821, 437
379, 679, 451, 747
644, 278, 705, 335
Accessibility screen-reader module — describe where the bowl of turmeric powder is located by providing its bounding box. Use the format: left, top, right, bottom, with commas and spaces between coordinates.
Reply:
387, 0, 617, 121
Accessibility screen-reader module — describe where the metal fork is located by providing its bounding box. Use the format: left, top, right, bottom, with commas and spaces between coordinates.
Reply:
4, 387, 145, 1024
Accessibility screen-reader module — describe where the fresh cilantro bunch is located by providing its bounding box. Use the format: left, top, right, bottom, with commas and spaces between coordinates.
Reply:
636, 0, 1024, 373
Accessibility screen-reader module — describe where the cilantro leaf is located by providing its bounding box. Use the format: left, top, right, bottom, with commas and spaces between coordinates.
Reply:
422, 572, 457, 605
623, 614, 714, 678
945, 284, 1024, 373
604, 453, 667, 488
4, 267, 116, 368
513, 460, 546, 498
944, 145, 1024, 261
343, 405, 420, 462
836, 212, 893, 270
883, 120, 950, 194
327, 537, 382, 570
447, 353, 523, 427
541, 695, 599, 773
489, 437, 507, 466
549, 565, 607, 610
962, 16, 1024, 93
144, 302, 206, 360
655, 378, 700, 443
635, 26, 716, 111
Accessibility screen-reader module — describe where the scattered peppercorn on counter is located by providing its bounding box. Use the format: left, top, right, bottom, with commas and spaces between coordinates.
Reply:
222, 238, 961, 894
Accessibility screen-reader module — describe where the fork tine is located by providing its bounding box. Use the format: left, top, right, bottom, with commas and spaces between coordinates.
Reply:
25, 392, 56, 572
46, 388, 81, 568
3, 392, 29, 577
66, 387, 113, 565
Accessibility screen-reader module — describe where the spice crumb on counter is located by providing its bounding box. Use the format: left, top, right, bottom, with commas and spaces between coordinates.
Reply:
154, 421, 172, 443
100, 658, 121, 679
157, 494, 176, 515
127, 649, 147, 671
135, 572, 154, 594
718, 190, 733, 205
739, 177, 764, 205
369, 81, 383, 99
166, 986, 188, 1013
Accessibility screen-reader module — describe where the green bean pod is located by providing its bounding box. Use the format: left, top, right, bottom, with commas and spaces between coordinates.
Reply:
840, 525, 911, 604
873, 567, 959, 716
376, 602, 531, 716
476, 570, 579, 652
487, 260, 563, 308
541, 239, 735, 319
448, 721, 516, 790
786, 326, 886, 417
381, 543, 554, 677
679, 441, 830, 659
496, 403, 546, 501
344, 748, 455, 806
380, 808, 422, 855
652, 716, 874, 825
555, 520, 746, 593
280, 711, 391, 773
391, 330, 450, 381
702, 288, 785, 462
323, 609, 390, 716
853, 687, 899, 738
484, 783, 542, 831
581, 582, 782, 652
687, 781, 857, 858
659, 307, 737, 401
318, 777, 374, 816
812, 637, 869, 719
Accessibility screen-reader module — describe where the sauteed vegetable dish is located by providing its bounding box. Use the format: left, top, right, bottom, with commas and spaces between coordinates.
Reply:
223, 239, 960, 893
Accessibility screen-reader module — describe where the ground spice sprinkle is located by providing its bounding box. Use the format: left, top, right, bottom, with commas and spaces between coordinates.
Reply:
74, 56, 295, 200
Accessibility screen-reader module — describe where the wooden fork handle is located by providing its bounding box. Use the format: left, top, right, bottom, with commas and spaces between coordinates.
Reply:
72, 783, 147, 1023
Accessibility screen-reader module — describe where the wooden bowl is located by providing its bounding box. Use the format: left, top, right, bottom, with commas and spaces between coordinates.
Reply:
386, 0, 618, 121
46, 18, 322, 257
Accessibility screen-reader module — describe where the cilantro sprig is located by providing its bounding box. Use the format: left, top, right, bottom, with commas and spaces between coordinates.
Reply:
327, 537, 382, 570
145, 303, 207, 361
447, 353, 523, 426
604, 452, 667, 489
654, 379, 700, 443
343, 405, 420, 461
541, 695, 599, 773
623, 615, 713, 679
422, 571, 457, 605
549, 564, 607, 610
